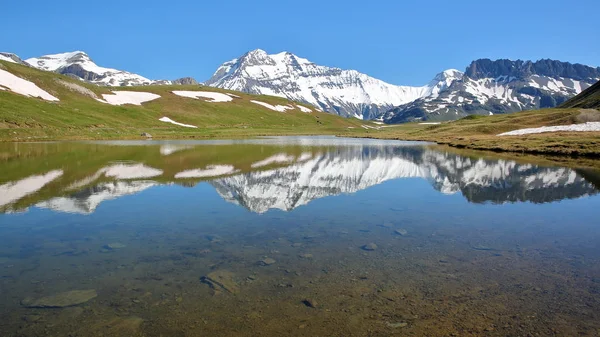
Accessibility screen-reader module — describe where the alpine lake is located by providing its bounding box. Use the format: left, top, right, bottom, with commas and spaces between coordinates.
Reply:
1, 136, 599, 336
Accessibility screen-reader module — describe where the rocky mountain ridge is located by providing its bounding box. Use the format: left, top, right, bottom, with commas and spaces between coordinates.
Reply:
384, 59, 600, 123
206, 50, 600, 122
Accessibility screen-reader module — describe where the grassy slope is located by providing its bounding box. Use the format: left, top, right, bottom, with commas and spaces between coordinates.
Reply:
342, 108, 600, 156
0, 60, 364, 141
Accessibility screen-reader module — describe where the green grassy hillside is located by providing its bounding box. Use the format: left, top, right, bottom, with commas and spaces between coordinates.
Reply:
0, 60, 364, 141
345, 108, 600, 156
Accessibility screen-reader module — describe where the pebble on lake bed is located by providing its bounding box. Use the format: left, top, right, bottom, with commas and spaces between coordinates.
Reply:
361, 243, 378, 251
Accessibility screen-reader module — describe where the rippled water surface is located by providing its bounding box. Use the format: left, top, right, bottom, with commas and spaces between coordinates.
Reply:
1, 137, 599, 336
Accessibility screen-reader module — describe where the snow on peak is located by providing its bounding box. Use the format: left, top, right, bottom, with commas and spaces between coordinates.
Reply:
25, 51, 166, 87
25, 51, 91, 71
435, 69, 464, 81
206, 49, 453, 120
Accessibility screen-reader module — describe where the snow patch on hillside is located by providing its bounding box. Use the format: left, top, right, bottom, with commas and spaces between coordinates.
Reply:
296, 105, 312, 113
159, 117, 197, 128
101, 91, 160, 105
498, 122, 600, 136
0, 69, 59, 101
175, 165, 239, 179
172, 91, 233, 102
251, 100, 294, 112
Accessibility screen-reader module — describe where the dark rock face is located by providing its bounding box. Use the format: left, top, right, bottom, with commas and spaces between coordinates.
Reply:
466, 59, 600, 81
58, 64, 99, 81
384, 59, 600, 123
172, 77, 199, 85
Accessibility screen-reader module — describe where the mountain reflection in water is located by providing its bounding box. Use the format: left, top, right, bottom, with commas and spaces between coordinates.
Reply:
0, 138, 596, 215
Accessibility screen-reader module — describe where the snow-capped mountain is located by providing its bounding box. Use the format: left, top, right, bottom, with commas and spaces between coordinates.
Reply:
23, 51, 197, 87
210, 146, 597, 213
24, 51, 162, 86
384, 59, 600, 123
205, 49, 462, 120
206, 51, 600, 122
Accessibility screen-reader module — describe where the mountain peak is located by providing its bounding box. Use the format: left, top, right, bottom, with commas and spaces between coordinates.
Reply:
247, 48, 267, 55
432, 69, 463, 82
206, 49, 443, 119
25, 50, 162, 86
25, 51, 93, 72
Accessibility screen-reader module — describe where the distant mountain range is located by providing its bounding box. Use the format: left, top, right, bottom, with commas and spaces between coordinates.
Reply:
3, 49, 599, 122
207, 50, 600, 122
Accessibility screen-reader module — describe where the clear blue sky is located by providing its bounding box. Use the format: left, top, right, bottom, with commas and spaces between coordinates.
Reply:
1, 0, 598, 86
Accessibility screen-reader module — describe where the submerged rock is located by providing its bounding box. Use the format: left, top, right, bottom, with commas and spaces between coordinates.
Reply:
302, 298, 317, 308
361, 243, 378, 251
386, 322, 408, 328
103, 243, 126, 250
22, 289, 98, 308
394, 229, 408, 236
471, 244, 494, 251
201, 270, 239, 294
259, 257, 276, 266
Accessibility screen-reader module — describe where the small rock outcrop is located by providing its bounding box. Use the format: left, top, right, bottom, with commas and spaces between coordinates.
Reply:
172, 77, 199, 85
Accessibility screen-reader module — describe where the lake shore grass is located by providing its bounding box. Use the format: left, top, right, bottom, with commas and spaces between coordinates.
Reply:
340, 108, 600, 157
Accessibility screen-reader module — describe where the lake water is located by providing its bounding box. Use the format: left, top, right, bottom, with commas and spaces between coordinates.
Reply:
1, 136, 599, 336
